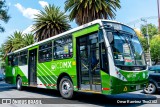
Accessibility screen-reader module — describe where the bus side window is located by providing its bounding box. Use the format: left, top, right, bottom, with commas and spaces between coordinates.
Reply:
8, 55, 13, 66
19, 50, 28, 66
39, 42, 52, 63
53, 35, 73, 59
13, 54, 18, 66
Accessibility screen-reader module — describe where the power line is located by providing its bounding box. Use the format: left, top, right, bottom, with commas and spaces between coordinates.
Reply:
126, 16, 158, 26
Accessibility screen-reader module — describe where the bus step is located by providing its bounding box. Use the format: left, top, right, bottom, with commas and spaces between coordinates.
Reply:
78, 90, 101, 94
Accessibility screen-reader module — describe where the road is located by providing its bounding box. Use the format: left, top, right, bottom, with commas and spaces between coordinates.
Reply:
0, 81, 160, 107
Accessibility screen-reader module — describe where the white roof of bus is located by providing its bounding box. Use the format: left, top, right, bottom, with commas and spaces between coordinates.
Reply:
8, 19, 128, 55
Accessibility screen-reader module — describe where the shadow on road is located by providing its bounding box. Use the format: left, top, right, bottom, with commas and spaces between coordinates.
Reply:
74, 92, 157, 106
0, 82, 158, 106
22, 87, 157, 106
0, 81, 16, 92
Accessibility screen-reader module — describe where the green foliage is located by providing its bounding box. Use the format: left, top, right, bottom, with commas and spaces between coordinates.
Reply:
1, 31, 34, 59
0, 44, 5, 68
0, 0, 10, 32
33, 4, 71, 41
65, 0, 121, 25
141, 24, 158, 39
150, 35, 160, 64
0, 44, 5, 59
23, 33, 35, 46
138, 36, 148, 52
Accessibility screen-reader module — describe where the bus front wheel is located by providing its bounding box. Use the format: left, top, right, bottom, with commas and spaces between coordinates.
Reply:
59, 76, 74, 99
16, 77, 22, 90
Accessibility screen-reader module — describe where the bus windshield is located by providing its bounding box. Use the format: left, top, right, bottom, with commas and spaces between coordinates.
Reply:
110, 32, 146, 66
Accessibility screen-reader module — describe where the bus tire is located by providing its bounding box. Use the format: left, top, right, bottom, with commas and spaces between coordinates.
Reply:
59, 76, 74, 99
16, 77, 22, 90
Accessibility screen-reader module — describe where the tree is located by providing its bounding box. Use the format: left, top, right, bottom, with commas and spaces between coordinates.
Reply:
150, 35, 160, 65
22, 33, 35, 46
0, 0, 10, 32
0, 44, 5, 59
134, 28, 143, 37
65, 0, 121, 25
2, 31, 34, 59
134, 28, 148, 52
138, 36, 148, 52
32, 4, 71, 41
141, 24, 158, 39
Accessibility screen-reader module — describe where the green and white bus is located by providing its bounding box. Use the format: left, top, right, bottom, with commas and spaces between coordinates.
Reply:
5, 19, 148, 99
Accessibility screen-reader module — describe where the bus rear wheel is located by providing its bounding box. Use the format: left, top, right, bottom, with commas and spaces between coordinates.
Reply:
16, 77, 22, 90
59, 76, 74, 99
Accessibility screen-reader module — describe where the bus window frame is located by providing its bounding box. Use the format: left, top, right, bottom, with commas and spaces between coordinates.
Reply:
53, 34, 73, 60
13, 53, 19, 66
98, 29, 109, 74
18, 50, 28, 66
8, 55, 13, 66
38, 41, 53, 63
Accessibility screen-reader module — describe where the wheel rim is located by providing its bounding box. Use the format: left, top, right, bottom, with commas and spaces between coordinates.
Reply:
17, 79, 21, 89
61, 80, 71, 95
144, 83, 155, 94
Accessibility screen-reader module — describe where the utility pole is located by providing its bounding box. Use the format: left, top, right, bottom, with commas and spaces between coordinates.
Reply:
157, 0, 160, 31
141, 18, 152, 66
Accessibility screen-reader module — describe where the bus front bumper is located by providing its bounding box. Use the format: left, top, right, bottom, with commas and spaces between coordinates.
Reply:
110, 81, 148, 94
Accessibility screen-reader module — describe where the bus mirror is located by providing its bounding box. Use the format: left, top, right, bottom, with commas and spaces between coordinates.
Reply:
107, 32, 113, 43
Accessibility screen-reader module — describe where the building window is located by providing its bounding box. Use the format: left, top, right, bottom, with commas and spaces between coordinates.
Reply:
19, 50, 28, 66
53, 35, 73, 59
39, 41, 52, 62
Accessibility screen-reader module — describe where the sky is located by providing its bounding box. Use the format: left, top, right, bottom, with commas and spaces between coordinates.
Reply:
0, 0, 158, 45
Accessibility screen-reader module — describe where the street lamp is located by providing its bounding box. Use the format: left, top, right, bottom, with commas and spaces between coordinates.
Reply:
141, 18, 152, 66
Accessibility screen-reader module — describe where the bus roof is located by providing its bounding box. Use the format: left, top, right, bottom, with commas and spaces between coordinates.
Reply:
7, 19, 130, 55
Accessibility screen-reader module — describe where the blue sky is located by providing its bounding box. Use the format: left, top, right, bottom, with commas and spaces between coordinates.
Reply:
0, 0, 158, 45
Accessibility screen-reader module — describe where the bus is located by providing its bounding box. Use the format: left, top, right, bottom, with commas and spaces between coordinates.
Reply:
5, 19, 148, 99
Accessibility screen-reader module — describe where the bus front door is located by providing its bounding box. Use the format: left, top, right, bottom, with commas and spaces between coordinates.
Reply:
28, 49, 37, 86
77, 33, 101, 92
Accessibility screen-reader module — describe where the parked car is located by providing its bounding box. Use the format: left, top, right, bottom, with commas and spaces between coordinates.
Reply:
0, 73, 4, 81
143, 65, 160, 94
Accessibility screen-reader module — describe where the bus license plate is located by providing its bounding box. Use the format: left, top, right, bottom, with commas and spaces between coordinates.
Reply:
136, 85, 141, 90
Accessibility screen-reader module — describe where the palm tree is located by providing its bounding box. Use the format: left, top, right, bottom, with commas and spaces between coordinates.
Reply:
22, 33, 35, 46
0, 0, 10, 32
32, 4, 71, 41
3, 31, 24, 56
0, 44, 5, 59
65, 0, 121, 25
3, 31, 34, 58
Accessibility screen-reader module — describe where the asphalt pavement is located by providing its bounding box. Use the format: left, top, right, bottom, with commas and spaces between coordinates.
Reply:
0, 81, 160, 107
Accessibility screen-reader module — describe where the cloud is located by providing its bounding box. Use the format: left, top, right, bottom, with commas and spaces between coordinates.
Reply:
22, 25, 33, 34
14, 3, 39, 19
39, 1, 49, 8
